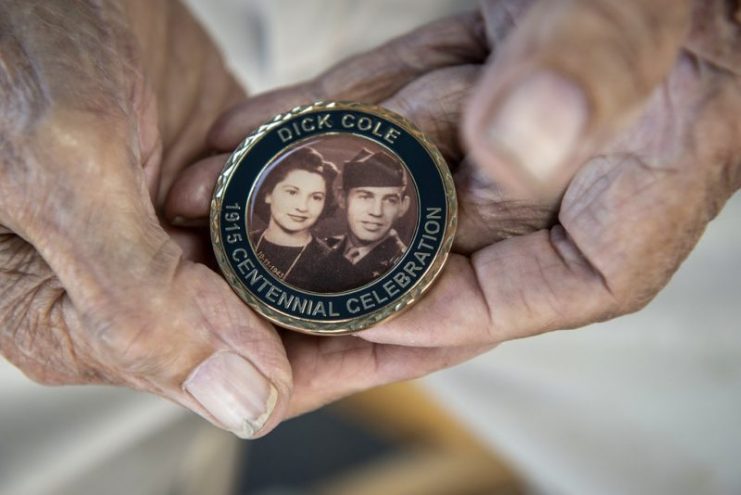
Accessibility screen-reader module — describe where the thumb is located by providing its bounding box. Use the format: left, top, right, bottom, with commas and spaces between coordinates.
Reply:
464, 0, 691, 196
6, 126, 291, 439
0, 0, 290, 439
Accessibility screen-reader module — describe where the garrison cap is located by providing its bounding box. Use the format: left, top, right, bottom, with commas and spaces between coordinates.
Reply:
342, 149, 407, 190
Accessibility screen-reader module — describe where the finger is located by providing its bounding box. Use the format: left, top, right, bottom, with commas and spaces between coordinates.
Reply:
123, 0, 248, 207
362, 60, 741, 348
151, 3, 247, 207
451, 157, 556, 254
382, 65, 480, 164
165, 65, 483, 225
464, 0, 691, 196
0, 239, 288, 440
207, 12, 487, 151
281, 332, 492, 417
380, 66, 555, 251
353, 194, 644, 349
165, 65, 555, 250
164, 153, 230, 226
167, 65, 493, 219
165, 225, 214, 265
685, 0, 741, 76
0, 234, 88, 385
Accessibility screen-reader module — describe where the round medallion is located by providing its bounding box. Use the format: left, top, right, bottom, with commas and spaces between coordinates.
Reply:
210, 101, 456, 335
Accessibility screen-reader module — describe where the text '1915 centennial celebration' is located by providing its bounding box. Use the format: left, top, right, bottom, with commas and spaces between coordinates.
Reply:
211, 101, 456, 335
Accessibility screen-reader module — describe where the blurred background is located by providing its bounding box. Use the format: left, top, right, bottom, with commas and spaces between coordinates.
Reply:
2, 1, 740, 494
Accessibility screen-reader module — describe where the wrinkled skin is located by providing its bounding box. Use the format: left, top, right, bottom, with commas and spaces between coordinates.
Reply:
0, 0, 292, 437
167, 0, 741, 415
1, 0, 740, 436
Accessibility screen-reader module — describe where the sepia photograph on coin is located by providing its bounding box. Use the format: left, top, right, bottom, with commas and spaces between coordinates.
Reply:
248, 138, 419, 294
211, 101, 456, 335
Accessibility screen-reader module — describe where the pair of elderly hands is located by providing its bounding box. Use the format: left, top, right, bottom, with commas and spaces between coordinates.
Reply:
0, 0, 739, 439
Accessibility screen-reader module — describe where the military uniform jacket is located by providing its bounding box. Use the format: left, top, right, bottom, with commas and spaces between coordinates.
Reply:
320, 230, 407, 293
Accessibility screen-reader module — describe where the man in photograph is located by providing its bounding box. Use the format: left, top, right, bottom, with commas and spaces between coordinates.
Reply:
324, 149, 412, 292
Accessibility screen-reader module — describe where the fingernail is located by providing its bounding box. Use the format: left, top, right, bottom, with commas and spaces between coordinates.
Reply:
184, 351, 278, 439
487, 71, 588, 180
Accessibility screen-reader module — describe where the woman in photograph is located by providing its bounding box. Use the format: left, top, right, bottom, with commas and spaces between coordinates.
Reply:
251, 146, 338, 291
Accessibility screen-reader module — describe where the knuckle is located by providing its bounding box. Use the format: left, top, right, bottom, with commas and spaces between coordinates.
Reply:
686, 0, 741, 77
0, 271, 92, 385
599, 260, 670, 318
88, 295, 211, 384
92, 310, 166, 373
0, 36, 48, 137
0, 238, 51, 337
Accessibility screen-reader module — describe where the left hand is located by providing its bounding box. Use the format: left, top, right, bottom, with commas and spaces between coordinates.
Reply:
0, 0, 295, 438
165, 1, 741, 416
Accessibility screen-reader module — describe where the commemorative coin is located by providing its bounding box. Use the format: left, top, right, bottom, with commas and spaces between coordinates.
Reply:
210, 101, 456, 334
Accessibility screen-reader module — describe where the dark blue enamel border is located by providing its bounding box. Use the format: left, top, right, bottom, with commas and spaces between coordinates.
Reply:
219, 108, 447, 322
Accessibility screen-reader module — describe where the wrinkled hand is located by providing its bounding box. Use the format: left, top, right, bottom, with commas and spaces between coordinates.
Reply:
166, 0, 741, 416
0, 0, 293, 438
166, 10, 498, 413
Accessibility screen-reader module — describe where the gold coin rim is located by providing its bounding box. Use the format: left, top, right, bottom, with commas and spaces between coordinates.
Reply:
210, 100, 457, 335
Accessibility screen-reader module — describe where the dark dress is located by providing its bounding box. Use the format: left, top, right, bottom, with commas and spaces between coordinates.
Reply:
251, 230, 331, 292
321, 230, 407, 293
